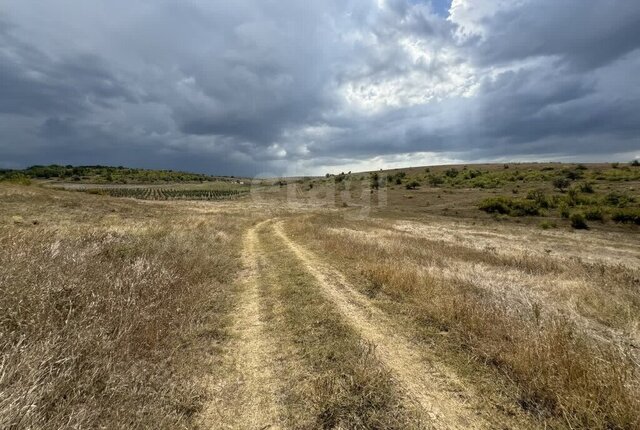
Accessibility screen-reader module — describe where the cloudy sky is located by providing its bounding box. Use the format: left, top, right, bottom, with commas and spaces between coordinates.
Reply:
1, 0, 639, 176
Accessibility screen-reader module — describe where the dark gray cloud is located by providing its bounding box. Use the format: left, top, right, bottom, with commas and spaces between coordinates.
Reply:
466, 0, 640, 70
0, 0, 639, 175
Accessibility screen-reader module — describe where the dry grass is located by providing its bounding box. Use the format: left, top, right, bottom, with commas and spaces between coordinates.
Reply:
3, 169, 639, 430
0, 184, 245, 429
286, 213, 640, 429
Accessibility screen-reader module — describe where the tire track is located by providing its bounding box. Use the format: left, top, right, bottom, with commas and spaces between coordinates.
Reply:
272, 220, 493, 430
201, 220, 281, 429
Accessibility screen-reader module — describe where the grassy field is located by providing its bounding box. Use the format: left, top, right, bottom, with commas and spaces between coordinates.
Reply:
1, 162, 639, 429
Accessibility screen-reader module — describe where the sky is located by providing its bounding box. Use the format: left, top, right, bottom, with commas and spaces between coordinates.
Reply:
1, 0, 639, 176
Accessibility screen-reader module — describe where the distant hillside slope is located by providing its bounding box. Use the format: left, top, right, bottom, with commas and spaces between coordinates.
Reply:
0, 165, 238, 184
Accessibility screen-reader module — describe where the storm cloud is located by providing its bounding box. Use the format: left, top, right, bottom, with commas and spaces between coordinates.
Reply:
1, 0, 639, 175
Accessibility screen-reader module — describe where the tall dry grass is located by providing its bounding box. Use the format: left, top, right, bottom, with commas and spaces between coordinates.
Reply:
0, 186, 244, 429
287, 214, 640, 429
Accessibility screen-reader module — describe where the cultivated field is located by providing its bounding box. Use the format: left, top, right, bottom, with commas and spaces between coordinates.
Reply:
1, 162, 639, 429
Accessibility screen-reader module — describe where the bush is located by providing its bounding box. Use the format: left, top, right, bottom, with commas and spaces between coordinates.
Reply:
0, 173, 32, 185
578, 182, 595, 193
611, 209, 640, 225
603, 192, 635, 208
563, 169, 584, 180
427, 174, 444, 186
552, 177, 571, 191
564, 188, 580, 206
526, 189, 553, 208
631, 159, 640, 167
559, 204, 571, 218
444, 168, 458, 178
479, 197, 510, 214
405, 180, 420, 190
584, 207, 605, 222
509, 199, 541, 216
479, 197, 540, 217
570, 212, 589, 229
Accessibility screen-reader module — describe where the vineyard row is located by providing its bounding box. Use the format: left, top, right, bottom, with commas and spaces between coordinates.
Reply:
82, 188, 248, 201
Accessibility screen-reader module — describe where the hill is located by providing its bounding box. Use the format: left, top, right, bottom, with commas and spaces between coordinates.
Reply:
0, 164, 238, 184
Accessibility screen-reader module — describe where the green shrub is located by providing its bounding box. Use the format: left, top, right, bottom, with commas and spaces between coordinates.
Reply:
526, 189, 552, 208
0, 173, 32, 185
565, 188, 584, 207
631, 159, 640, 167
479, 197, 511, 214
479, 197, 540, 216
509, 199, 541, 216
578, 182, 595, 193
444, 168, 459, 178
552, 177, 571, 191
584, 207, 605, 222
603, 192, 635, 208
405, 180, 420, 190
427, 175, 444, 186
611, 209, 640, 225
559, 204, 571, 218
563, 169, 584, 180
463, 169, 482, 179
570, 212, 589, 229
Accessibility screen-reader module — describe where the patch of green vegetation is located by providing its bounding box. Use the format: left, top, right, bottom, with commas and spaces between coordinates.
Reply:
570, 212, 589, 229
420, 164, 640, 191
597, 167, 640, 182
405, 180, 420, 190
0, 172, 32, 185
584, 207, 605, 222
602, 191, 635, 208
478, 197, 541, 217
611, 208, 640, 225
0, 164, 233, 184
552, 177, 571, 191
467, 164, 639, 229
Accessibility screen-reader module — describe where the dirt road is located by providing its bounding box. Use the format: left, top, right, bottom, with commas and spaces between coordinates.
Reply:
200, 218, 536, 429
